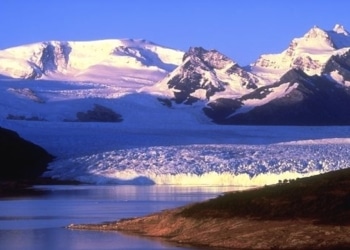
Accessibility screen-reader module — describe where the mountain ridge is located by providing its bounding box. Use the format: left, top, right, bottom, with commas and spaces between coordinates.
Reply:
2, 24, 350, 125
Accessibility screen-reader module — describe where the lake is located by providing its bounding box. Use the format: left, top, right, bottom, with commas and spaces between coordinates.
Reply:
0, 185, 242, 250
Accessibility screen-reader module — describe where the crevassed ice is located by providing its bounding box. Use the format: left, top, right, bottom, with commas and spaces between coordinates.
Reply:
44, 143, 350, 186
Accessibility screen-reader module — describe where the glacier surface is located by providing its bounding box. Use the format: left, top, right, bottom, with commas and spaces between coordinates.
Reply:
4, 120, 350, 187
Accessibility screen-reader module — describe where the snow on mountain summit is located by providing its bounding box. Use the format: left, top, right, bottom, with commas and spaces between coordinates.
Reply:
0, 39, 184, 86
146, 46, 264, 105
251, 24, 350, 81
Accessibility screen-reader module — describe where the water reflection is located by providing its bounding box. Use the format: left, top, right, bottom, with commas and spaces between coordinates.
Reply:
0, 185, 242, 250
1, 228, 196, 250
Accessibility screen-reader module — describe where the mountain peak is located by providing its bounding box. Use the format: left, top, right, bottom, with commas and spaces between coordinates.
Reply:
185, 46, 210, 58
304, 25, 329, 39
333, 24, 349, 35
151, 46, 262, 105
301, 24, 350, 50
252, 24, 350, 79
183, 46, 236, 70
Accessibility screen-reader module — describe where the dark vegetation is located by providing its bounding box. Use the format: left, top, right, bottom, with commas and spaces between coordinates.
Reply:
0, 127, 54, 180
181, 168, 350, 225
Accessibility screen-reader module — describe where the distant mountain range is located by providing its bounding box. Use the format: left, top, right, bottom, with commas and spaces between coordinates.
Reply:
2, 24, 350, 125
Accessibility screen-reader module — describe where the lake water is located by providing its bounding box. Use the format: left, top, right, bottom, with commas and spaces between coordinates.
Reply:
0, 185, 241, 250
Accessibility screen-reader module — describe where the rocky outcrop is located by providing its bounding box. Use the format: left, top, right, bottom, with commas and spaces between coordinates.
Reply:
0, 127, 54, 180
38, 41, 71, 73
167, 47, 229, 104
323, 49, 350, 82
76, 104, 123, 122
156, 46, 261, 104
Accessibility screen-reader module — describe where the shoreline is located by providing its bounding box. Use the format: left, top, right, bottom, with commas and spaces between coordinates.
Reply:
68, 205, 350, 250
0, 178, 81, 198
68, 168, 350, 250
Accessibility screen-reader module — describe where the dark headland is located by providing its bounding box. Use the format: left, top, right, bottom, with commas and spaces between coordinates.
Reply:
0, 126, 55, 197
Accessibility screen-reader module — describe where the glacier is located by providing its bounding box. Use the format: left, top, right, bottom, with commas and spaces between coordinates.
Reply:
44, 142, 350, 186
4, 119, 350, 187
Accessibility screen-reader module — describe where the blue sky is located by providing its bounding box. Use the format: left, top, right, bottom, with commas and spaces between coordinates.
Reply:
1, 0, 350, 65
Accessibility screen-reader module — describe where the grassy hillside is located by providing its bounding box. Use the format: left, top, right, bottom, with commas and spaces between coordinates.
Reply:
181, 168, 350, 225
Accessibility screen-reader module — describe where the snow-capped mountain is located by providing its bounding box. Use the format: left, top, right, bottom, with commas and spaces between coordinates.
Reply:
251, 24, 350, 81
0, 39, 184, 87
146, 47, 264, 105
2, 24, 350, 126
199, 24, 350, 125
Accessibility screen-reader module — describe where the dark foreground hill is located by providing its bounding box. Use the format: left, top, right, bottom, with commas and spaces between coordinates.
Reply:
0, 127, 54, 196
69, 168, 350, 249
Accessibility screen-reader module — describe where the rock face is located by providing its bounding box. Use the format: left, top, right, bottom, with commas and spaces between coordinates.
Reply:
154, 47, 262, 104
0, 41, 71, 79
0, 127, 54, 180
38, 42, 71, 74
323, 49, 350, 82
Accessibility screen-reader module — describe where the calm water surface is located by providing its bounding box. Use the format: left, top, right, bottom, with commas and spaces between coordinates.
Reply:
0, 185, 240, 250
